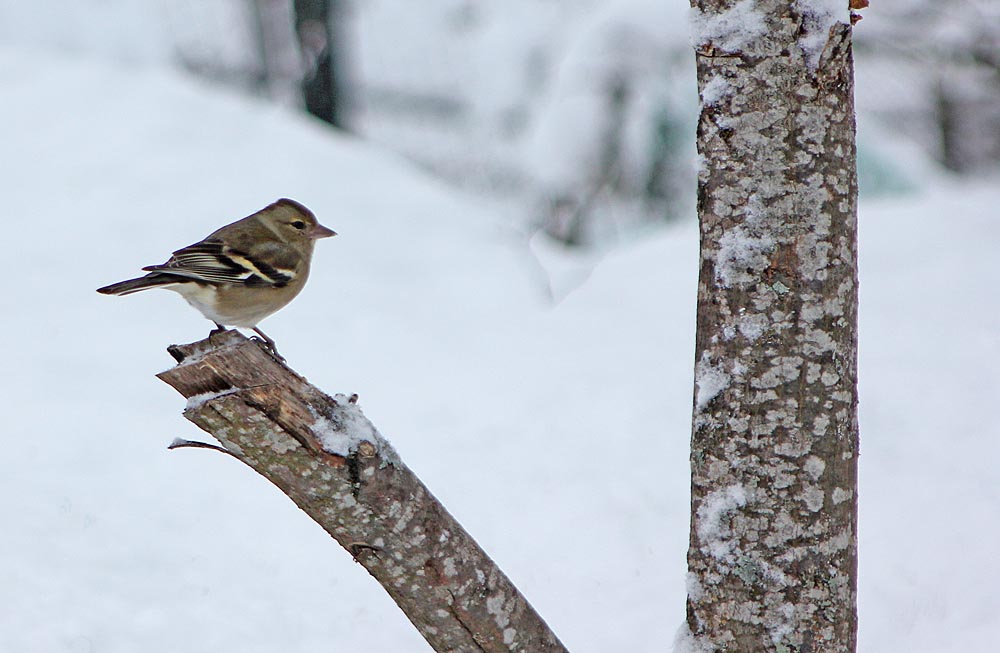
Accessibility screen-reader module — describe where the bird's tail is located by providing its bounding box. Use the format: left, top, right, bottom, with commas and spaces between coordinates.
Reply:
96, 273, 179, 296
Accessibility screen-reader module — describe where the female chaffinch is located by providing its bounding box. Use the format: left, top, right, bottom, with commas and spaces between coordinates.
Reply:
98, 198, 335, 353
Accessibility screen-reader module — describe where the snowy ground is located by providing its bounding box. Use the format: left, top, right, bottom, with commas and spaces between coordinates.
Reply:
1, 45, 998, 653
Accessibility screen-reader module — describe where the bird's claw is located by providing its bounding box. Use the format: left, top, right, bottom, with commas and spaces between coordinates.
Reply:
250, 336, 286, 362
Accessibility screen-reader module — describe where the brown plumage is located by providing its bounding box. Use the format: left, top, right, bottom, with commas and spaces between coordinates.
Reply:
97, 198, 335, 351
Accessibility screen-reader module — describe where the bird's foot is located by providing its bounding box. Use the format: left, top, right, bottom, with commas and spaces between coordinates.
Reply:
251, 327, 285, 363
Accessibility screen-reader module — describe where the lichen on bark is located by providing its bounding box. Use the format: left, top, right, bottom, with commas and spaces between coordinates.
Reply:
686, 1, 860, 651
158, 331, 568, 653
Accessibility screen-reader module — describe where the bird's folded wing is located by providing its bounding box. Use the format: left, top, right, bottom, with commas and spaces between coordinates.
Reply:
143, 241, 295, 288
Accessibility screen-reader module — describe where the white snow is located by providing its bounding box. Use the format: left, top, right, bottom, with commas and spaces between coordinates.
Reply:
699, 74, 733, 107
309, 394, 394, 459
1, 15, 999, 653
695, 485, 748, 562
713, 193, 777, 289
184, 388, 239, 412
522, 0, 697, 232
310, 415, 354, 457
695, 353, 731, 411
672, 622, 715, 653
689, 0, 849, 70
715, 224, 776, 288
689, 0, 768, 53
795, 0, 851, 70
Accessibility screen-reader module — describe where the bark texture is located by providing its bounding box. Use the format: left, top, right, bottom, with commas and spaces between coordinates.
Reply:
158, 330, 568, 653
686, 2, 859, 651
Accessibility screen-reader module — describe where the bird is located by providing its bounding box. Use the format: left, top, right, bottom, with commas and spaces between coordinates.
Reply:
97, 198, 335, 356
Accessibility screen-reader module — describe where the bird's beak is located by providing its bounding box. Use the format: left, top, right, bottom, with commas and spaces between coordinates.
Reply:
309, 223, 337, 239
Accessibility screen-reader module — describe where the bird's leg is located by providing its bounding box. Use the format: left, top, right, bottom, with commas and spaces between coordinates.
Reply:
251, 326, 285, 362
209, 322, 229, 336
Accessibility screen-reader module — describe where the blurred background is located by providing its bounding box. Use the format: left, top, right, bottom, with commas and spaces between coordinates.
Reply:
4, 0, 996, 248
2, 2, 998, 652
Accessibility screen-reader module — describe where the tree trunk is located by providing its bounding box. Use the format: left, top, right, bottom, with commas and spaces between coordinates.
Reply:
684, 2, 860, 651
158, 330, 568, 653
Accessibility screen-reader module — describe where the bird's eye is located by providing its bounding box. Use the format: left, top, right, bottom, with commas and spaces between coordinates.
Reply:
291, 220, 306, 230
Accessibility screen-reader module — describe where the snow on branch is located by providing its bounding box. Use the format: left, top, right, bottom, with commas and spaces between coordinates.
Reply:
689, 0, 768, 54
157, 330, 568, 653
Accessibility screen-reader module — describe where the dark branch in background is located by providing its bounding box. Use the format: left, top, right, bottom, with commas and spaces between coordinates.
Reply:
294, 0, 348, 129
157, 330, 568, 653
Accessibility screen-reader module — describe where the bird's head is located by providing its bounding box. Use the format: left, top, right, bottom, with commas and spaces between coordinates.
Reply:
262, 198, 336, 244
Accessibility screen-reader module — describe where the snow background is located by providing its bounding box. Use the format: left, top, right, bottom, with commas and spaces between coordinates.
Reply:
1, 3, 999, 652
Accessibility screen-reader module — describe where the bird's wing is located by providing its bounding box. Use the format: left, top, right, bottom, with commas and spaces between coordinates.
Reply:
142, 240, 295, 288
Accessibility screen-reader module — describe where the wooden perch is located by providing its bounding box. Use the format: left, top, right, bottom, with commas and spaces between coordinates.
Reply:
157, 330, 568, 653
